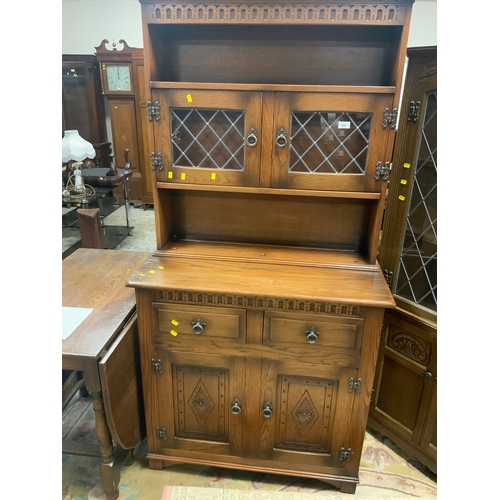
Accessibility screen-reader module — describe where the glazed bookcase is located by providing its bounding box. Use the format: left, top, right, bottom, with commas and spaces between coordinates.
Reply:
128, 1, 414, 493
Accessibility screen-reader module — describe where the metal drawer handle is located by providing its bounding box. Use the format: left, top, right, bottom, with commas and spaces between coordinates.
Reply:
305, 327, 320, 344
246, 127, 258, 147
191, 318, 206, 335
231, 398, 242, 415
262, 402, 273, 418
276, 128, 287, 148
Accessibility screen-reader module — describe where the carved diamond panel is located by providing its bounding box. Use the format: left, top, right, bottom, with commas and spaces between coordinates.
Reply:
188, 380, 215, 427
174, 365, 228, 442
291, 390, 319, 437
276, 376, 335, 453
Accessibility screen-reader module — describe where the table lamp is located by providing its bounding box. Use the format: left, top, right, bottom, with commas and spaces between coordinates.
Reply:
62, 130, 96, 193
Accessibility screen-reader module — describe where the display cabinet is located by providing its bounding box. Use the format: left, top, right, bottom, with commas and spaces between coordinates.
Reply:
128, 1, 414, 494
369, 46, 437, 474
62, 54, 107, 146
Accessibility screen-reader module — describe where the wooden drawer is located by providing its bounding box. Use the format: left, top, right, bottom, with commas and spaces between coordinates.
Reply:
263, 311, 364, 350
152, 303, 246, 343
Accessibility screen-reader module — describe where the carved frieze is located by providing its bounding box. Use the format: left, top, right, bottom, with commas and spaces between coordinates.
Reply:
154, 290, 362, 316
144, 3, 406, 25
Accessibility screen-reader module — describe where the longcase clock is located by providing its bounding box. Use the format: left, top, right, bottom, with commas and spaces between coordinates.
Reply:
95, 39, 153, 205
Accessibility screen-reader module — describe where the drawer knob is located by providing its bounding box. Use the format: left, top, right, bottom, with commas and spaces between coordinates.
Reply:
191, 318, 207, 335
262, 402, 273, 418
305, 327, 320, 344
231, 398, 242, 415
246, 127, 258, 147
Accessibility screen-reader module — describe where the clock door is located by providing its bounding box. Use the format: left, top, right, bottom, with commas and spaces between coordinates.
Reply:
152, 89, 262, 187
271, 92, 394, 192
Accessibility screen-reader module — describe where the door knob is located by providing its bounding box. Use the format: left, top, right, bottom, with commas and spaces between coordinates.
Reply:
276, 128, 287, 148
262, 402, 273, 418
231, 398, 242, 415
246, 127, 258, 147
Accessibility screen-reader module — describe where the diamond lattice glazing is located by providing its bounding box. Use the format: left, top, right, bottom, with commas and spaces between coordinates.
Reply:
395, 92, 437, 311
171, 108, 245, 170
289, 112, 372, 174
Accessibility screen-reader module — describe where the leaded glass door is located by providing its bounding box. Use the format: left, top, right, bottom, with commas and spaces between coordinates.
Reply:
271, 93, 394, 192
371, 47, 437, 473
378, 55, 437, 318
393, 90, 437, 312
153, 90, 262, 187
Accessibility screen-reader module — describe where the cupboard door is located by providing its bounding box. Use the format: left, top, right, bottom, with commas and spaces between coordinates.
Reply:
153, 350, 246, 457
370, 310, 436, 448
271, 92, 393, 192
259, 359, 356, 473
419, 378, 437, 463
153, 89, 262, 187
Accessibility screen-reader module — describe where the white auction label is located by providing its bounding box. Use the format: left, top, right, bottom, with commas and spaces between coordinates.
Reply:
338, 121, 351, 129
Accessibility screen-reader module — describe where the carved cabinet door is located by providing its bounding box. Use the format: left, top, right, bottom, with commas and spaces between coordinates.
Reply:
370, 309, 437, 453
152, 89, 262, 187
271, 92, 394, 192
151, 350, 246, 458
257, 359, 358, 474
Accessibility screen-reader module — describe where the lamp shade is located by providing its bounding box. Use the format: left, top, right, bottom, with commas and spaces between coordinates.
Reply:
62, 130, 96, 163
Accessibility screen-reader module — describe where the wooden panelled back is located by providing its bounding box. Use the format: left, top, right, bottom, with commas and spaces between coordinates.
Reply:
149, 24, 402, 86
168, 190, 372, 250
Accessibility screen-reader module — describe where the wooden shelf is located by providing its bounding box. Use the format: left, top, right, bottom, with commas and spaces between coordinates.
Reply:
157, 182, 381, 200
154, 240, 377, 271
150, 81, 396, 94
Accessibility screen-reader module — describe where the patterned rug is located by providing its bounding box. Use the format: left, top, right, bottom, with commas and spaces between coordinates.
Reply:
62, 395, 437, 499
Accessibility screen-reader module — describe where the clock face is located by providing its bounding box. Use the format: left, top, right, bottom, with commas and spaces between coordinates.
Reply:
105, 65, 131, 91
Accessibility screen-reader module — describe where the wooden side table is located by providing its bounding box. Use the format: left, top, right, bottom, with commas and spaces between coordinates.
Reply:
62, 249, 151, 500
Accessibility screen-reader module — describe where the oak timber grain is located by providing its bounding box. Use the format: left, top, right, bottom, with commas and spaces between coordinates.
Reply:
169, 190, 373, 251
128, 255, 395, 308
148, 24, 400, 86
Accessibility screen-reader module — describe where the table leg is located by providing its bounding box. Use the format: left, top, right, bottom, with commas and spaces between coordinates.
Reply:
123, 181, 131, 228
97, 198, 106, 228
92, 391, 120, 500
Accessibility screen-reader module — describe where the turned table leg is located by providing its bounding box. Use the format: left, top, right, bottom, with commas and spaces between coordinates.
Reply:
92, 391, 120, 500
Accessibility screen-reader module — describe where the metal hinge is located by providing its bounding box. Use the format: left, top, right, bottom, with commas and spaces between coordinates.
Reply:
374, 161, 391, 181
156, 427, 167, 440
348, 377, 362, 394
382, 107, 398, 129
147, 100, 160, 121
383, 269, 393, 287
339, 447, 352, 461
151, 358, 163, 374
407, 100, 421, 122
150, 152, 163, 171
370, 389, 375, 402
